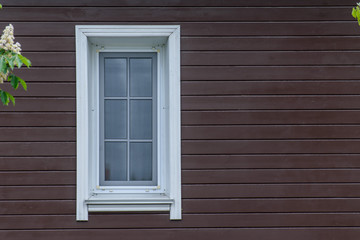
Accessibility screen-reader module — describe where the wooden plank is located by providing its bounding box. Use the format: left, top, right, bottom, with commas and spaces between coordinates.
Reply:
0, 186, 75, 200
182, 199, 360, 213
0, 142, 75, 156
0, 200, 75, 215
182, 51, 360, 66
13, 184, 360, 200
8, 96, 360, 112
182, 169, 360, 184
0, 99, 75, 112
3, 169, 359, 186
0, 7, 352, 22
182, 66, 360, 80
25, 51, 360, 68
17, 37, 75, 52
0, 171, 75, 186
22, 51, 360, 68
182, 37, 360, 51
181, 155, 360, 169
15, 68, 75, 82
0, 128, 75, 141
1, 198, 360, 215
182, 140, 360, 154
182, 96, 360, 110
182, 184, 360, 198
1, 229, 360, 240
182, 110, 360, 125
2, 0, 357, 7
0, 157, 75, 170
1, 22, 357, 36
2, 83, 75, 97
17, 36, 360, 52
23, 53, 75, 67
182, 81, 360, 95
182, 126, 360, 140
0, 214, 359, 229
0, 113, 75, 126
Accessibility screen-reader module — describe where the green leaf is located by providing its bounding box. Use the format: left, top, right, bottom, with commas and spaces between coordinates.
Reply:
0, 90, 9, 106
9, 74, 19, 90
352, 8, 357, 18
7, 92, 15, 106
0, 56, 7, 74
18, 55, 31, 68
0, 4, 3, 9
14, 55, 23, 68
6, 55, 14, 70
18, 77, 27, 91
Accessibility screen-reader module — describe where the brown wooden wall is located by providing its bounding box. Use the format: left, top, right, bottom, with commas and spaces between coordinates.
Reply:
0, 0, 359, 239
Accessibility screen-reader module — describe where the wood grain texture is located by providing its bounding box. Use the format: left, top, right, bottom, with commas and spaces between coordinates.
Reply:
182, 184, 360, 198
16, 36, 360, 51
182, 81, 360, 95
182, 125, 360, 140
0, 142, 75, 156
1, 229, 360, 240
182, 66, 360, 80
1, 1, 360, 238
0, 8, 352, 22
182, 37, 360, 51
182, 140, 360, 154
0, 157, 75, 170
182, 51, 360, 66
0, 186, 75, 200
0, 171, 75, 186
182, 169, 360, 184
181, 154, 360, 169
182, 96, 360, 110
2, 0, 357, 7
182, 110, 360, 125
0, 214, 358, 229
0, 113, 75, 126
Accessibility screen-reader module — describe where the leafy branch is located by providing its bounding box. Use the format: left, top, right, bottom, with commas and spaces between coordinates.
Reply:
0, 49, 30, 105
0, 5, 31, 106
352, 3, 360, 25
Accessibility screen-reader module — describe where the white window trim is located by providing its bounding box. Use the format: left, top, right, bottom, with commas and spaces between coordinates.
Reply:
76, 25, 181, 221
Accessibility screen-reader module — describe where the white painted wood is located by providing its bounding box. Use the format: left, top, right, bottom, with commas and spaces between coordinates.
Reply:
76, 25, 181, 221
167, 26, 182, 220
88, 205, 170, 212
76, 26, 90, 221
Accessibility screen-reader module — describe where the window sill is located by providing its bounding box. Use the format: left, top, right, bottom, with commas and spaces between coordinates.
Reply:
86, 193, 174, 213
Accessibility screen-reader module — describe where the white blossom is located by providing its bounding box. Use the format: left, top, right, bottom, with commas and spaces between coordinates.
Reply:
0, 24, 21, 54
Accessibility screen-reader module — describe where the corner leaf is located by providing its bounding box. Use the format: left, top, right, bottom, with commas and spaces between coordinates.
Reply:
0, 56, 7, 74
18, 77, 27, 91
7, 92, 15, 106
14, 55, 23, 68
0, 90, 9, 105
18, 54, 31, 68
9, 74, 19, 90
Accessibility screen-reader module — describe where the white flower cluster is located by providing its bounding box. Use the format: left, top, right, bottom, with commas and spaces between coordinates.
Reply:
0, 24, 21, 54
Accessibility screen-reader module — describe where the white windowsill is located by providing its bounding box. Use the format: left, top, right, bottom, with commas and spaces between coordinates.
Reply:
86, 193, 173, 212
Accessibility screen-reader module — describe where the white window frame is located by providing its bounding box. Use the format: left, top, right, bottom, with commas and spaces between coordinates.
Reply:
76, 25, 181, 221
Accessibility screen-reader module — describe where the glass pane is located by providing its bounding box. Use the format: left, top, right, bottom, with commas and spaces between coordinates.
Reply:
104, 58, 127, 97
105, 142, 127, 181
130, 142, 152, 181
130, 100, 152, 139
129, 58, 152, 97
105, 100, 127, 139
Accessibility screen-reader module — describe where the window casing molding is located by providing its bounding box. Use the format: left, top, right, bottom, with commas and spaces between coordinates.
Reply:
76, 25, 181, 221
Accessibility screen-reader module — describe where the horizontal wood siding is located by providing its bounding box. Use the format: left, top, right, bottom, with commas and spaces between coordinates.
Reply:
0, 0, 359, 239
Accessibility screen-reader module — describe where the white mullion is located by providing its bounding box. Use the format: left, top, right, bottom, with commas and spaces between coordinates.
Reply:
126, 57, 130, 182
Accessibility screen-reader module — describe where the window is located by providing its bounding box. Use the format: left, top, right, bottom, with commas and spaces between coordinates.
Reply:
76, 26, 181, 221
